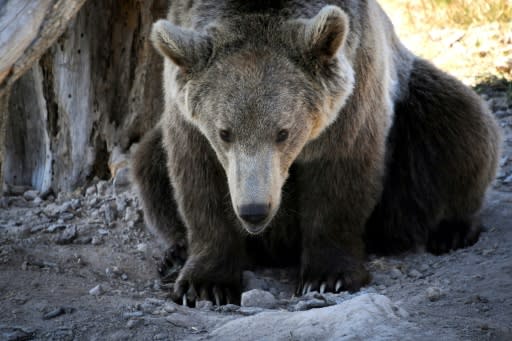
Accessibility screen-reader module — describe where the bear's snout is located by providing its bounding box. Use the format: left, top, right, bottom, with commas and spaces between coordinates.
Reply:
239, 203, 270, 223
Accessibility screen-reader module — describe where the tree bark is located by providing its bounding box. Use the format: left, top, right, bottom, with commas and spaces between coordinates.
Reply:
0, 89, 8, 194
2, 0, 168, 192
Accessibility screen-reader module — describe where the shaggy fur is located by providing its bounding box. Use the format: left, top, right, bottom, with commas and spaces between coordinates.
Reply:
132, 0, 501, 306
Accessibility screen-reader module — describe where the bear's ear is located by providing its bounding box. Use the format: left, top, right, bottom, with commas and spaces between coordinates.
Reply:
303, 6, 349, 60
150, 20, 211, 71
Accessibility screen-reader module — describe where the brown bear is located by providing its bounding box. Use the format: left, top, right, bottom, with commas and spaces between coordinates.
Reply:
132, 0, 501, 306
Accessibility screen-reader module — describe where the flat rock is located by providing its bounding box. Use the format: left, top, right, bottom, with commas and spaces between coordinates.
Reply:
209, 294, 432, 341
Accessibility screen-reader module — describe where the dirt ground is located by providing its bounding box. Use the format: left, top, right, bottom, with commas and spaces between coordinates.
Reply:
1, 16, 512, 341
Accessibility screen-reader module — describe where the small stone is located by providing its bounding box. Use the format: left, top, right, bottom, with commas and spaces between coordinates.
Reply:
0, 197, 9, 208
30, 224, 46, 233
166, 301, 180, 314
408, 270, 422, 278
96, 181, 110, 196
292, 299, 332, 311
43, 307, 66, 320
60, 212, 75, 221
23, 190, 39, 201
121, 273, 128, 281
21, 261, 28, 271
89, 197, 99, 206
91, 236, 102, 245
98, 229, 109, 236
33, 197, 43, 205
113, 167, 131, 193
89, 284, 104, 296
136, 243, 148, 253
126, 319, 141, 329
502, 174, 512, 184
116, 196, 128, 213
196, 300, 214, 311
102, 202, 117, 224
219, 304, 241, 313
57, 202, 72, 214
123, 311, 144, 319
241, 289, 277, 309
153, 333, 169, 340
426, 287, 443, 302
70, 199, 81, 210
238, 307, 266, 316
74, 236, 92, 245
85, 186, 97, 196
56, 225, 77, 245
390, 268, 403, 279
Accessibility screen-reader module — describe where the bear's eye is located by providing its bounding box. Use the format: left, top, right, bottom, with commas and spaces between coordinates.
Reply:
219, 129, 233, 143
276, 129, 289, 143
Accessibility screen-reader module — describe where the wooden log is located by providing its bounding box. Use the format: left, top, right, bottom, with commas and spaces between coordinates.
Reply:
3, 0, 167, 192
0, 0, 87, 192
0, 89, 8, 194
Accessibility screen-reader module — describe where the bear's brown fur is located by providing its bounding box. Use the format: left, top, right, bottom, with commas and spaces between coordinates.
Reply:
132, 0, 501, 306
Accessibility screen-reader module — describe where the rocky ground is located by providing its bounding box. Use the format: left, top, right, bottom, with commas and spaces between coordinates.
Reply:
1, 18, 512, 341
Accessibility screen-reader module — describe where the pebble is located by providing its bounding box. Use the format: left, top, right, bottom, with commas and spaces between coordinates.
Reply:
70, 199, 81, 210
163, 303, 177, 313
426, 287, 443, 302
60, 213, 75, 221
241, 289, 277, 309
91, 236, 102, 245
23, 190, 39, 201
89, 284, 104, 296
195, 300, 213, 311
292, 298, 336, 311
113, 167, 131, 193
238, 307, 266, 316
42, 307, 71, 320
102, 202, 117, 224
126, 319, 142, 329
2, 329, 34, 341
56, 226, 77, 245
0, 197, 8, 208
33, 197, 43, 205
390, 268, 403, 279
116, 196, 128, 213
502, 174, 512, 184
74, 236, 92, 245
219, 304, 241, 313
136, 243, 148, 253
97, 181, 110, 196
30, 224, 47, 234
408, 269, 422, 278
85, 186, 97, 196
123, 311, 144, 319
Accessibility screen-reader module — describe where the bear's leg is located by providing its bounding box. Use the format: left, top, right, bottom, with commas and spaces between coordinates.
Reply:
132, 127, 187, 283
426, 219, 481, 255
366, 58, 499, 255
165, 120, 246, 307
296, 160, 373, 294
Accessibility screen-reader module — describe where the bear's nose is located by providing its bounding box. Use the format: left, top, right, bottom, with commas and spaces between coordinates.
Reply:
239, 204, 270, 225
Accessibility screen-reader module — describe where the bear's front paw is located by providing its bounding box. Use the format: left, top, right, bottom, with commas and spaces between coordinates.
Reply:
170, 257, 242, 307
297, 252, 370, 295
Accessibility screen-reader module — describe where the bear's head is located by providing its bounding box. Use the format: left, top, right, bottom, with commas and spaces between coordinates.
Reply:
152, 6, 354, 234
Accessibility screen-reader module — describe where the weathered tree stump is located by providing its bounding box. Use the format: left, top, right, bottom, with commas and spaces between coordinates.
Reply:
1, 0, 168, 193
